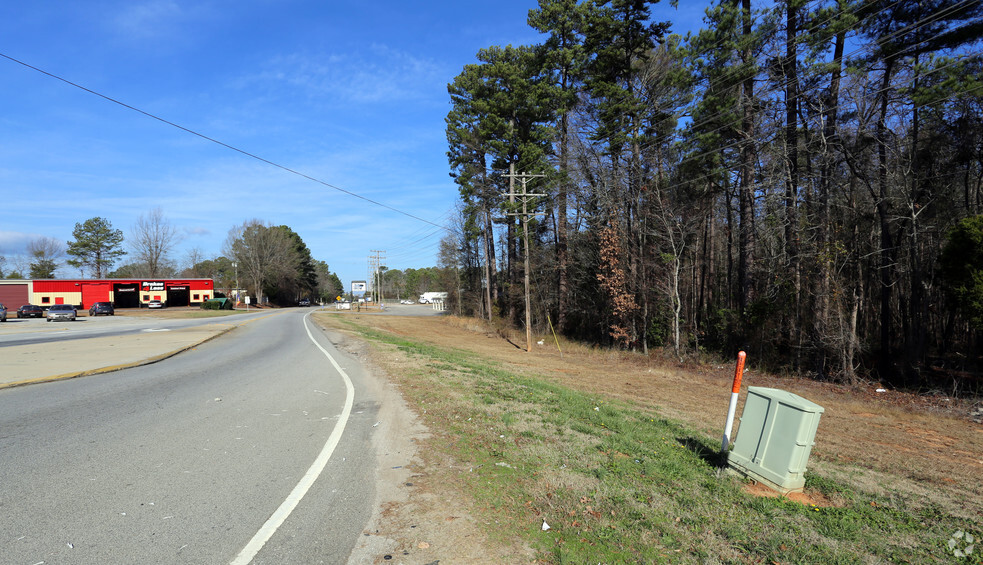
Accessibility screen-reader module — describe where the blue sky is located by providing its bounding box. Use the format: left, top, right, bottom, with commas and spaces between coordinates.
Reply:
0, 0, 707, 288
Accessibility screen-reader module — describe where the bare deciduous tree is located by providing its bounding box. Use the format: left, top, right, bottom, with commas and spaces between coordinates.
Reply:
27, 236, 65, 279
224, 219, 295, 305
185, 246, 206, 277
130, 207, 180, 278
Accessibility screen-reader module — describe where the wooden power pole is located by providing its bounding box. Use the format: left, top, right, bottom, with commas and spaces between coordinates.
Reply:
505, 171, 545, 352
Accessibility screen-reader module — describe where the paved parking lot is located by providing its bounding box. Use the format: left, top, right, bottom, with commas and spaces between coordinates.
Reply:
0, 313, 236, 388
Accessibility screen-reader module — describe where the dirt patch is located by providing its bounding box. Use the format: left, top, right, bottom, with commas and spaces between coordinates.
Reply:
331, 323, 535, 565
318, 312, 983, 561
740, 482, 845, 508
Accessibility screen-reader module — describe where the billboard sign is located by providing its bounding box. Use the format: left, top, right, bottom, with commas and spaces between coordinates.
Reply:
351, 280, 367, 297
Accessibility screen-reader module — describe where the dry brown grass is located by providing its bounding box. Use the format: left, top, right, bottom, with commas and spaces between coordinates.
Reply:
319, 312, 983, 524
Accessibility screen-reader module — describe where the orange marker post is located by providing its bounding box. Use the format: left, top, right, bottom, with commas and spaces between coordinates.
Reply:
721, 351, 747, 453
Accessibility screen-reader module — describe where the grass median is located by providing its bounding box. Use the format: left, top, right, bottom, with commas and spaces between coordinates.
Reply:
324, 314, 980, 564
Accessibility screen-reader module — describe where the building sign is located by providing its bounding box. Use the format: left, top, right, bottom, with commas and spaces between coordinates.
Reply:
168, 285, 189, 291
351, 281, 367, 294
142, 281, 165, 292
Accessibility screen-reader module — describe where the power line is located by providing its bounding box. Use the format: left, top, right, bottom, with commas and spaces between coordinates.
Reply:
0, 51, 447, 230
645, 0, 980, 164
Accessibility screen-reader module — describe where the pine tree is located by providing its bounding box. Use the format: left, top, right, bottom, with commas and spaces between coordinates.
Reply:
66, 217, 126, 278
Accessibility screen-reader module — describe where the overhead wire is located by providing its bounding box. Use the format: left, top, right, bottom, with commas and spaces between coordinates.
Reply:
612, 0, 983, 197
451, 0, 982, 247
0, 51, 449, 231
497, 0, 912, 202
659, 51, 983, 196
661, 0, 905, 137
646, 0, 978, 159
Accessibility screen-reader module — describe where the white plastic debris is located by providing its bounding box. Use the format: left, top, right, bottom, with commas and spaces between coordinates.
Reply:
541, 520, 551, 531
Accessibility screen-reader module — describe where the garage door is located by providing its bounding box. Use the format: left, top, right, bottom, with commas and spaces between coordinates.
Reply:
0, 283, 29, 307
113, 283, 140, 308
167, 285, 190, 307
81, 283, 111, 309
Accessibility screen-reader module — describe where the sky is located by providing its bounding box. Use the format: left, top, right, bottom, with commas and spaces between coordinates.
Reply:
0, 0, 707, 289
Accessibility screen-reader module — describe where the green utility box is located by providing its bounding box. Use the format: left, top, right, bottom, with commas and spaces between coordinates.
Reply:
727, 387, 824, 494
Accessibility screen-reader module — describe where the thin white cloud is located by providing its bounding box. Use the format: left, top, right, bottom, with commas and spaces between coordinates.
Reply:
112, 0, 185, 40
0, 231, 37, 255
241, 44, 445, 105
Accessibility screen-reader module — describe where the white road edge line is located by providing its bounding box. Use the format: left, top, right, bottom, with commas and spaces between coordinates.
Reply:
229, 312, 355, 565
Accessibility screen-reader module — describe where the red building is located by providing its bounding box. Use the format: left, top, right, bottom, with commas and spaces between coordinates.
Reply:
0, 279, 214, 309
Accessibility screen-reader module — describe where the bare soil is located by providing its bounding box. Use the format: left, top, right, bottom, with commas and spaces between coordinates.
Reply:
319, 312, 983, 564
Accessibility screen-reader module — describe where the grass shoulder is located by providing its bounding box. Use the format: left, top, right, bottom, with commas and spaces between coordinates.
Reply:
314, 313, 981, 564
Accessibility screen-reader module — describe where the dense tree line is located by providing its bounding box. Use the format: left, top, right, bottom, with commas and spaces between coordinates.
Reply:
377, 266, 449, 302
444, 0, 983, 392
223, 219, 341, 304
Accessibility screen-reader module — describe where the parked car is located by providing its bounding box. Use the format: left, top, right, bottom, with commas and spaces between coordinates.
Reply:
89, 302, 115, 316
17, 304, 43, 318
299, 298, 311, 306
46, 304, 76, 322
0, 303, 6, 322
147, 300, 165, 309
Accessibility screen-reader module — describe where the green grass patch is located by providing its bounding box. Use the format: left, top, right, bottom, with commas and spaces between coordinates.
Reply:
331, 316, 981, 564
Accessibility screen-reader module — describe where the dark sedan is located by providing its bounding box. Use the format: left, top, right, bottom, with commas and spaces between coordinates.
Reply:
89, 302, 115, 316
16, 305, 43, 318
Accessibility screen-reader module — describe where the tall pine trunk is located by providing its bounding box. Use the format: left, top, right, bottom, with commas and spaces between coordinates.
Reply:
876, 60, 896, 381
784, 0, 801, 370
818, 22, 846, 377
737, 0, 756, 329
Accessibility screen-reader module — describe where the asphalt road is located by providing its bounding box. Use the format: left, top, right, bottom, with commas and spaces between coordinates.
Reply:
0, 309, 379, 564
0, 310, 270, 348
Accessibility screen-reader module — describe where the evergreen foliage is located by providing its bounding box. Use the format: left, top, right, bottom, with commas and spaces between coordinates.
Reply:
444, 0, 983, 391
66, 217, 126, 278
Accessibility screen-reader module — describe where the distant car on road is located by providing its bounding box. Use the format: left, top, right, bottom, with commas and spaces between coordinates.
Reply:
89, 302, 115, 316
17, 305, 43, 318
0, 303, 6, 322
46, 304, 76, 322
299, 298, 311, 306
147, 300, 165, 309
400, 300, 414, 305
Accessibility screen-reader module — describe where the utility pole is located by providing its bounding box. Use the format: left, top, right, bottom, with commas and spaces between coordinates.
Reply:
504, 171, 545, 352
369, 250, 386, 305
